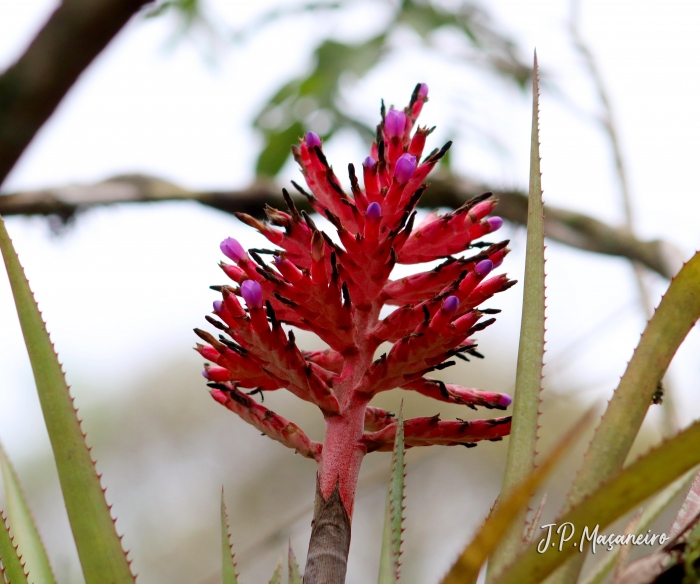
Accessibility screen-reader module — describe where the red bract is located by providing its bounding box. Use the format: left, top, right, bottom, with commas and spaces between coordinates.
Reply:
195, 84, 514, 578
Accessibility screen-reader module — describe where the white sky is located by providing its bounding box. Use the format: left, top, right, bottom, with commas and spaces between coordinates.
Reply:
0, 0, 698, 481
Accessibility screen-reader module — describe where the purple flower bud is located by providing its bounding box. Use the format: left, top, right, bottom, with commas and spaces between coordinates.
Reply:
443, 295, 460, 314
213, 300, 223, 313
418, 83, 429, 99
366, 202, 382, 222
385, 109, 406, 139
475, 259, 493, 277
394, 154, 417, 184
241, 280, 263, 308
220, 237, 246, 262
487, 216, 504, 231
305, 131, 321, 148
363, 156, 376, 169
201, 369, 209, 379
499, 394, 513, 407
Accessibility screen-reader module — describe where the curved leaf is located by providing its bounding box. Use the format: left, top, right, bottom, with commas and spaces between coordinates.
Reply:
0, 443, 56, 584
487, 52, 545, 581
221, 490, 239, 584
0, 217, 135, 584
377, 405, 405, 584
0, 510, 29, 584
440, 408, 593, 584
495, 419, 700, 584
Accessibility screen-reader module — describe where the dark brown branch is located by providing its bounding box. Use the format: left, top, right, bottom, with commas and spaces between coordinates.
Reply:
0, 0, 153, 186
0, 173, 683, 279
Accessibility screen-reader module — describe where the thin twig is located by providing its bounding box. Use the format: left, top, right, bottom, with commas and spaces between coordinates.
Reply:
0, 172, 683, 279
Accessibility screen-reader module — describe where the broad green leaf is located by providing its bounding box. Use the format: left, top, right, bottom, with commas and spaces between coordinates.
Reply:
220, 490, 239, 584
377, 406, 405, 584
440, 408, 593, 584
495, 419, 700, 584
256, 121, 305, 178
268, 555, 282, 584
0, 443, 56, 584
0, 510, 29, 584
580, 470, 695, 584
487, 52, 545, 582
549, 249, 700, 584
288, 542, 302, 584
0, 217, 135, 584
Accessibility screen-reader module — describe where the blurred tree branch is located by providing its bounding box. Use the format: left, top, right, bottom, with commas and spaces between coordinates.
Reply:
0, 173, 682, 279
0, 0, 154, 186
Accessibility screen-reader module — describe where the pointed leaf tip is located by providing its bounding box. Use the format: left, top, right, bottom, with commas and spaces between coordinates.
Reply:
378, 403, 405, 584
0, 510, 30, 584
0, 443, 56, 584
288, 542, 302, 584
221, 490, 239, 584
268, 555, 283, 584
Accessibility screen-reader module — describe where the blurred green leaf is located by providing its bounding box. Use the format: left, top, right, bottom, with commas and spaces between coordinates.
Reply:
580, 470, 695, 584
441, 408, 593, 584
221, 490, 239, 584
0, 217, 135, 584
268, 556, 282, 584
377, 406, 405, 584
0, 443, 56, 584
487, 53, 544, 582
256, 121, 305, 178
549, 249, 700, 584
0, 510, 29, 584
495, 419, 700, 584
288, 542, 302, 584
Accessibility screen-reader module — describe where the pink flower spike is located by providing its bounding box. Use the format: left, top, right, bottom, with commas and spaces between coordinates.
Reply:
430, 295, 460, 330
475, 259, 494, 277
394, 154, 417, 184
385, 110, 406, 139
487, 216, 504, 231
211, 389, 228, 405
220, 237, 246, 262
241, 280, 263, 308
305, 131, 321, 148
364, 202, 382, 240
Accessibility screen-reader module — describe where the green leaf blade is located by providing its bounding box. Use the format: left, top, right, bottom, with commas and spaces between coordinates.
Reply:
221, 490, 239, 584
0, 443, 56, 584
0, 217, 135, 584
288, 542, 302, 584
377, 406, 405, 584
268, 556, 282, 584
487, 51, 545, 581
495, 420, 700, 584
0, 511, 29, 584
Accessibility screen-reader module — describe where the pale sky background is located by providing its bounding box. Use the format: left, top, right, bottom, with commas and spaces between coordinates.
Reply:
0, 0, 698, 581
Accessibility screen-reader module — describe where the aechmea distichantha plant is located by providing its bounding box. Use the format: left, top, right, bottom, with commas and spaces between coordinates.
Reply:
195, 84, 514, 583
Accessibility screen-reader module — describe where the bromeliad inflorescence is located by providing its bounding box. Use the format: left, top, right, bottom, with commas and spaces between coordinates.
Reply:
195, 84, 514, 582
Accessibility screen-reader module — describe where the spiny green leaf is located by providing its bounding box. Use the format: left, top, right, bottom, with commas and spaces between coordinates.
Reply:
0, 217, 135, 584
440, 408, 593, 584
580, 470, 695, 584
288, 542, 302, 584
220, 490, 239, 584
268, 555, 282, 584
0, 511, 29, 584
487, 51, 545, 582
0, 443, 56, 584
377, 405, 405, 584
549, 249, 700, 584
495, 419, 700, 584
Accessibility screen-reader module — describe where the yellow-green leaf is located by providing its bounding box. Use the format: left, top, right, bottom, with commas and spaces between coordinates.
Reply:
221, 490, 239, 584
0, 216, 134, 584
0, 443, 56, 584
488, 51, 546, 582
441, 408, 593, 584
268, 555, 282, 584
495, 420, 700, 584
0, 510, 29, 584
288, 541, 302, 584
377, 405, 405, 584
